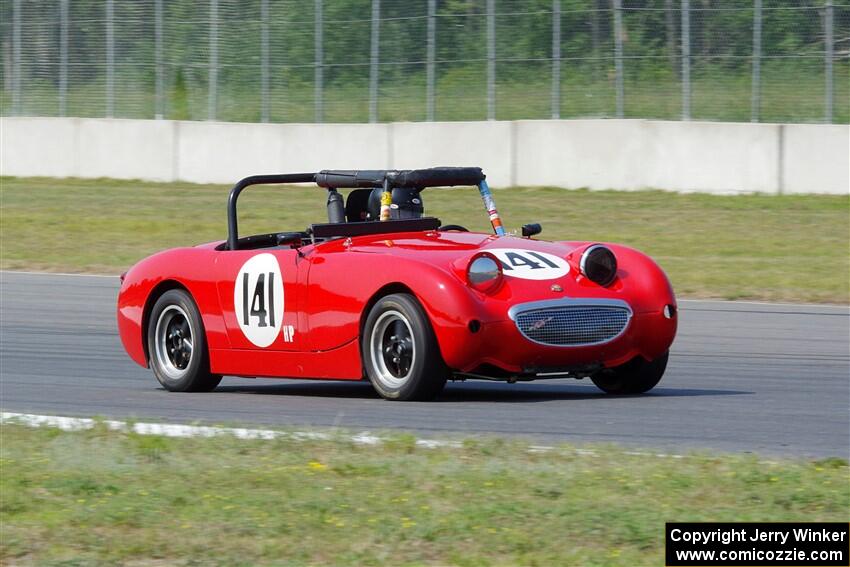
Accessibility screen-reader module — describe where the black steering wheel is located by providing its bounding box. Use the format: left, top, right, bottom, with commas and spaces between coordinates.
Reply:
438, 224, 469, 232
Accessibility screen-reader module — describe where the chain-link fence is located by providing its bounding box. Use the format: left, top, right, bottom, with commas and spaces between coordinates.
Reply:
1, 0, 847, 124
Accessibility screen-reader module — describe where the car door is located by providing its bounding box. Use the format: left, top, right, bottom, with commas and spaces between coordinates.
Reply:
214, 248, 303, 352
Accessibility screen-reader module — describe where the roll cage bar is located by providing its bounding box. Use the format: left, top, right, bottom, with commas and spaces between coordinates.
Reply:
226, 167, 504, 251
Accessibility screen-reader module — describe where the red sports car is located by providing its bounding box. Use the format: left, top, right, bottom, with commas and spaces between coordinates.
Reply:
117, 167, 677, 400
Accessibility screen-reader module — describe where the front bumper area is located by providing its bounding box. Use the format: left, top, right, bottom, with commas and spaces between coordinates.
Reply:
439, 298, 676, 376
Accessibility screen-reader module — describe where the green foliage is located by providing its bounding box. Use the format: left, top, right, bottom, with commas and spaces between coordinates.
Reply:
171, 69, 189, 120
0, 0, 847, 122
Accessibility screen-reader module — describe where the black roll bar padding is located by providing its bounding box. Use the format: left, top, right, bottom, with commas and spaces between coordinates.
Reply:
315, 170, 387, 189
315, 167, 485, 190
393, 167, 485, 188
227, 173, 317, 250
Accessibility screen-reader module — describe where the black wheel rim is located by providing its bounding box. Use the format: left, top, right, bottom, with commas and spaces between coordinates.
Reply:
382, 319, 414, 377
154, 305, 194, 379
369, 310, 417, 389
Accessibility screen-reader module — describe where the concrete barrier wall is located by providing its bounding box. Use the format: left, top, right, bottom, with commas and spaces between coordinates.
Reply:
781, 124, 850, 195
1, 117, 847, 194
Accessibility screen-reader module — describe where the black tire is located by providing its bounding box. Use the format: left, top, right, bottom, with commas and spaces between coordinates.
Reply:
361, 293, 449, 401
147, 289, 222, 392
590, 351, 669, 395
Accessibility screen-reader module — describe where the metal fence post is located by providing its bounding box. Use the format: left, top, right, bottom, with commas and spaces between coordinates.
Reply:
11, 0, 20, 115
106, 0, 114, 118
751, 0, 761, 122
825, 0, 833, 123
613, 0, 624, 118
209, 0, 218, 121
486, 0, 495, 120
315, 0, 323, 123
681, 0, 690, 120
665, 0, 676, 77
426, 0, 436, 121
590, 0, 600, 81
369, 0, 380, 123
155, 0, 163, 119
261, 0, 269, 123
59, 0, 69, 117
551, 0, 561, 119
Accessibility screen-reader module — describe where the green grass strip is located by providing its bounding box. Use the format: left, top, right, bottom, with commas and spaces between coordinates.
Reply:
1, 177, 847, 303
1, 424, 847, 566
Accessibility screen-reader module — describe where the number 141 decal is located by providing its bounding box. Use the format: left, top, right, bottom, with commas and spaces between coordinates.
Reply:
486, 248, 570, 280
233, 254, 291, 348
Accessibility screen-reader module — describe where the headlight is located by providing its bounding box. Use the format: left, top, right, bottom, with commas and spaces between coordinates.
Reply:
579, 244, 618, 287
467, 253, 503, 293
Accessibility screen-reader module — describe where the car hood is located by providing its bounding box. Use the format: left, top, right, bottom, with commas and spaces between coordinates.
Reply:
319, 230, 674, 313
338, 230, 579, 255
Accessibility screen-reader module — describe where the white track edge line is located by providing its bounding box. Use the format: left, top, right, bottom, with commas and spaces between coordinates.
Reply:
0, 411, 460, 449
1, 411, 783, 463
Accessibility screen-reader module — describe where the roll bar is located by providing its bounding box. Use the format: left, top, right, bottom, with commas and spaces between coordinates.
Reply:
226, 167, 500, 250
227, 173, 316, 251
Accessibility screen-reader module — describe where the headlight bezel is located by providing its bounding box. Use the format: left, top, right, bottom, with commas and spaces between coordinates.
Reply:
579, 244, 618, 287
467, 252, 504, 294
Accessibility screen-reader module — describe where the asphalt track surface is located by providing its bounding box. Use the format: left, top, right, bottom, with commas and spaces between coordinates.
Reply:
1, 271, 848, 458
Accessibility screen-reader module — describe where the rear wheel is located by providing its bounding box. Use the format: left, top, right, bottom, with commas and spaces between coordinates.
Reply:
147, 289, 221, 392
591, 351, 669, 395
362, 294, 449, 401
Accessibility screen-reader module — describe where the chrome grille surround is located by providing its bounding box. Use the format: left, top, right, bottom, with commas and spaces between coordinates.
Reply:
508, 298, 633, 347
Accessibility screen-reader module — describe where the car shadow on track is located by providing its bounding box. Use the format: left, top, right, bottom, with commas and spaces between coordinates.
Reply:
213, 379, 752, 403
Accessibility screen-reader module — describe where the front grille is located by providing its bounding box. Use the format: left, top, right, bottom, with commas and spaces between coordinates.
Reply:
514, 305, 631, 347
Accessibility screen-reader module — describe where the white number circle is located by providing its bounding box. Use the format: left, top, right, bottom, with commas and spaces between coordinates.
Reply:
487, 248, 570, 280
234, 253, 285, 347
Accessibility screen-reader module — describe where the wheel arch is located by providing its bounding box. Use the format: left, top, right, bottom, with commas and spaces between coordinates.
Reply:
358, 282, 417, 337
358, 284, 450, 400
357, 281, 459, 377
141, 279, 191, 364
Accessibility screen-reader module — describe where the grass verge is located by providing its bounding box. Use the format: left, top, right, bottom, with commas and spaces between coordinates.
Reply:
1, 423, 847, 566
1, 176, 848, 303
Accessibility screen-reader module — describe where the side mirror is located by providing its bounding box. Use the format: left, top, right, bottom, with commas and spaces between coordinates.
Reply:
521, 223, 542, 238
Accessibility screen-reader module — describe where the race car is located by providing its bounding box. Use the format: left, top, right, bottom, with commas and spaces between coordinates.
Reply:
117, 167, 677, 400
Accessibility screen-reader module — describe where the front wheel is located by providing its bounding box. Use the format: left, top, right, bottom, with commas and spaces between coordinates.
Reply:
362, 294, 449, 401
147, 289, 222, 392
591, 351, 669, 395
